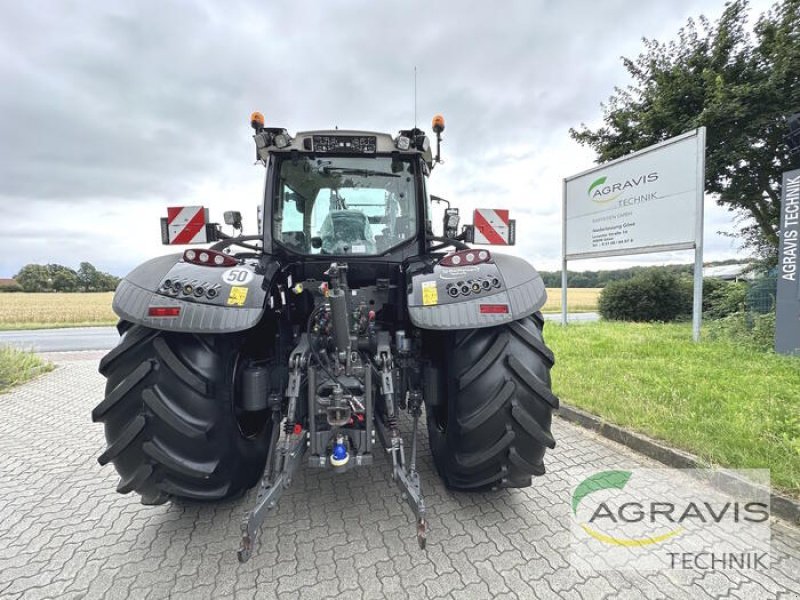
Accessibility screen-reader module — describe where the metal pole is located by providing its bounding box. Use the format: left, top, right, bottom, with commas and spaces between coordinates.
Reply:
692, 127, 706, 342
561, 178, 568, 326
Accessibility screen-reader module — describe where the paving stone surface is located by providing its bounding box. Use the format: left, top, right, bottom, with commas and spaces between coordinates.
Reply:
1, 356, 798, 600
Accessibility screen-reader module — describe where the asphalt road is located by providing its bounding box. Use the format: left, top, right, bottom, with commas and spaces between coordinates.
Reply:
0, 355, 797, 599
0, 313, 600, 353
0, 326, 121, 352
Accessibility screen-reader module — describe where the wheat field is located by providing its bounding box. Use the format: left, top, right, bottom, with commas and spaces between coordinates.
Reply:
543, 288, 601, 313
0, 288, 600, 329
0, 292, 117, 329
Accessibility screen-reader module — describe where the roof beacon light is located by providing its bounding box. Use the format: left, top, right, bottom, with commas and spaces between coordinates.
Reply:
439, 249, 492, 267
250, 111, 265, 131
431, 114, 445, 165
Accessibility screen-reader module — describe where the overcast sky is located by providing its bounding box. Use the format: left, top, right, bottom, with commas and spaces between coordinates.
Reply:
0, 0, 776, 277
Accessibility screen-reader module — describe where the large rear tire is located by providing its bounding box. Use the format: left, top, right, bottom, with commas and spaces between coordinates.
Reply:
92, 323, 271, 504
427, 312, 558, 491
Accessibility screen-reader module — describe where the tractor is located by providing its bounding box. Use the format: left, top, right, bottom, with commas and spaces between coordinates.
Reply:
92, 112, 558, 561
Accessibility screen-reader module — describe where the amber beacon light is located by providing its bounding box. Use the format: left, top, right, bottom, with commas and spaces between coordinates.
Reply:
250, 111, 265, 130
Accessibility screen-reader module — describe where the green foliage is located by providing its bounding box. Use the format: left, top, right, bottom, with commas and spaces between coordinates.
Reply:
541, 264, 694, 288
12, 262, 119, 293
50, 265, 79, 292
14, 264, 52, 292
704, 280, 749, 319
0, 347, 53, 393
77, 262, 99, 292
0, 282, 23, 293
700, 276, 728, 311
539, 261, 748, 288
598, 270, 692, 322
571, 0, 800, 266
706, 310, 776, 351
76, 262, 119, 292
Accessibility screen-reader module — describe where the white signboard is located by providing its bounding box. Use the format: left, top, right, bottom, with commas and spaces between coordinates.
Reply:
564, 130, 704, 259
561, 128, 706, 341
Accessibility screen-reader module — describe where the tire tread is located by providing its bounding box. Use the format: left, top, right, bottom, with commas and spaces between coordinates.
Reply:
428, 314, 558, 491
97, 415, 146, 466
94, 326, 269, 504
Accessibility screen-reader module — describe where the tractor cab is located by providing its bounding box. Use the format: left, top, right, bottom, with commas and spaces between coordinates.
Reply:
249, 117, 440, 265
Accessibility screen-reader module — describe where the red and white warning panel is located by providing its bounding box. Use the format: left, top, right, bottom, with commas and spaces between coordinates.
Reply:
160, 206, 210, 245
472, 208, 516, 245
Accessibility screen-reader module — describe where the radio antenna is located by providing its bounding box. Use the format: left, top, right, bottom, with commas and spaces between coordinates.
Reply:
414, 66, 417, 129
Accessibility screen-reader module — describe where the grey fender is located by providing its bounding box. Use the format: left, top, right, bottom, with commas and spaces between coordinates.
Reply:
112, 253, 275, 333
407, 253, 547, 329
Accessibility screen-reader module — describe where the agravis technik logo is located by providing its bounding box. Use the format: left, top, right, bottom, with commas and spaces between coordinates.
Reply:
570, 468, 772, 571
572, 470, 684, 547
587, 172, 659, 204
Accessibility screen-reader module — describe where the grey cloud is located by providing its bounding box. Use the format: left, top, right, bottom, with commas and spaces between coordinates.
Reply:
0, 0, 763, 276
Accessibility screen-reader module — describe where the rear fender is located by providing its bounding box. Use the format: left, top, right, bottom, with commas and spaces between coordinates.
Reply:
112, 254, 277, 333
407, 253, 547, 329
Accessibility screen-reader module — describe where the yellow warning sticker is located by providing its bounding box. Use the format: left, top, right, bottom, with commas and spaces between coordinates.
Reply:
227, 286, 248, 306
422, 281, 438, 306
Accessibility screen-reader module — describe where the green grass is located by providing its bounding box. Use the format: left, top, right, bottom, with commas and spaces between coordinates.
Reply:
0, 347, 54, 393
545, 321, 800, 497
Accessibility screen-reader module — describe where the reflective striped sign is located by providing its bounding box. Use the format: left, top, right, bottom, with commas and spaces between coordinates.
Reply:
473, 208, 513, 245
165, 206, 209, 244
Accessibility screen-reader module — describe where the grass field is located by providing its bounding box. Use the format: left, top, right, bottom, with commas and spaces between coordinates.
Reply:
0, 292, 116, 329
0, 288, 601, 329
545, 321, 800, 496
0, 347, 53, 393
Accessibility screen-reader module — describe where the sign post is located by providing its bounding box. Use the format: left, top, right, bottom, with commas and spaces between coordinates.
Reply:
775, 168, 800, 355
692, 127, 706, 342
561, 128, 706, 340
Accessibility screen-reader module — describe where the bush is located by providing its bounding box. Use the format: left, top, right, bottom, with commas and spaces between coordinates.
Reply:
0, 282, 23, 293
706, 311, 776, 351
599, 271, 692, 322
701, 277, 728, 312
704, 280, 748, 320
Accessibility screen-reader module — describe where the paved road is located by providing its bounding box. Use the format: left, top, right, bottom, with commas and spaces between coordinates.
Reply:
0, 314, 600, 354
0, 356, 797, 599
0, 326, 120, 352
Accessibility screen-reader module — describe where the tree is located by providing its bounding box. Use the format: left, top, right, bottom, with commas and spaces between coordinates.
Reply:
97, 272, 121, 291
77, 262, 100, 292
571, 0, 800, 266
14, 264, 52, 292
12, 262, 118, 292
46, 264, 79, 292
51, 269, 79, 292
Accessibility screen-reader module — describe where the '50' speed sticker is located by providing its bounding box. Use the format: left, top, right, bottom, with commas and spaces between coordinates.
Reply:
221, 268, 254, 286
